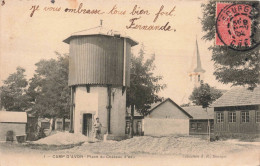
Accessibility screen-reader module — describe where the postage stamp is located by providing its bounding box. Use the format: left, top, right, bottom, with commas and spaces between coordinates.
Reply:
216, 2, 260, 51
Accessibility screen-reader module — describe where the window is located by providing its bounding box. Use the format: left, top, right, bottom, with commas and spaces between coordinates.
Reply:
56, 121, 62, 130
216, 112, 224, 123
241, 111, 249, 123
137, 121, 142, 135
210, 122, 214, 131
65, 122, 70, 130
228, 112, 236, 123
41, 122, 50, 129
191, 123, 196, 130
197, 123, 202, 130
256, 111, 260, 123
198, 75, 200, 82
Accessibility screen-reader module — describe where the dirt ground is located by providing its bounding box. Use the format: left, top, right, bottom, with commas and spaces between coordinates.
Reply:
0, 135, 259, 166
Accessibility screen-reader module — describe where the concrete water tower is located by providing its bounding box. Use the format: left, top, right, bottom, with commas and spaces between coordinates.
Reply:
63, 22, 138, 139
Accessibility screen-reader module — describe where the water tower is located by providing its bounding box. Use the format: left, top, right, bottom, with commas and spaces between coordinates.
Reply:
63, 23, 138, 139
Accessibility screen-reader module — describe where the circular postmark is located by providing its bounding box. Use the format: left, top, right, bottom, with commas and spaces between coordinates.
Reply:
216, 3, 260, 51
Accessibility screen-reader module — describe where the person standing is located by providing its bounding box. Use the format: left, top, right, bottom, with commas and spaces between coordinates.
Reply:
94, 117, 102, 140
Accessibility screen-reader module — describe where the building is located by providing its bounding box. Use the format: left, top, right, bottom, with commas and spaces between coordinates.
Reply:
144, 98, 192, 136
212, 87, 260, 135
183, 106, 214, 135
55, 118, 70, 131
37, 118, 71, 131
125, 107, 144, 136
0, 111, 27, 142
63, 23, 138, 139
38, 118, 51, 130
181, 38, 206, 104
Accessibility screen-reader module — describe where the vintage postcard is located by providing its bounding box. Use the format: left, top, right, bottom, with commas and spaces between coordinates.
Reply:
0, 0, 259, 166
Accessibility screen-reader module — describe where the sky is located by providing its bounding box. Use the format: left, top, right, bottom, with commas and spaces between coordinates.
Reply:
0, 0, 231, 105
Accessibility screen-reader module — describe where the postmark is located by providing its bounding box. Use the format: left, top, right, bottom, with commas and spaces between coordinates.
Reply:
216, 3, 260, 51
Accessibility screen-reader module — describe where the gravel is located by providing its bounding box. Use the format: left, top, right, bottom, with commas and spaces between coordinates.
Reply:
73, 135, 259, 156
33, 132, 92, 145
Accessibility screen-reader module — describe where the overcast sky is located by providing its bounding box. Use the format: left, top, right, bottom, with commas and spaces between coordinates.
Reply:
0, 0, 231, 104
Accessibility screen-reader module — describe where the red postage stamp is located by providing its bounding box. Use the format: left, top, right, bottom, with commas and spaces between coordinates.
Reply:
216, 3, 259, 51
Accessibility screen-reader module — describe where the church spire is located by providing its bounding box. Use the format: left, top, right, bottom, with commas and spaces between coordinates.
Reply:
193, 38, 205, 73
191, 38, 205, 73
182, 37, 206, 104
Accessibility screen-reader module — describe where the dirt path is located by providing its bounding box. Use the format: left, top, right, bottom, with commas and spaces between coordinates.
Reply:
1, 136, 259, 166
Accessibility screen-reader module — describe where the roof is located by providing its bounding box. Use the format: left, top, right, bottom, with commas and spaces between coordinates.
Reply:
212, 86, 260, 107
149, 98, 193, 118
182, 106, 214, 119
56, 118, 70, 122
63, 26, 138, 46
38, 118, 51, 122
189, 39, 205, 73
0, 111, 27, 123
149, 102, 161, 111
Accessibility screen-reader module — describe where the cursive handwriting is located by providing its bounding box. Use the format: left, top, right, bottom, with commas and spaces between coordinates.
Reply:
154, 5, 175, 22
130, 5, 150, 15
26, 3, 176, 32
65, 3, 104, 14
126, 17, 173, 31
108, 5, 126, 15
30, 5, 40, 17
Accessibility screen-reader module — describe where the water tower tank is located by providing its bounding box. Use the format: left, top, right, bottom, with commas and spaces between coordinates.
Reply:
63, 25, 138, 139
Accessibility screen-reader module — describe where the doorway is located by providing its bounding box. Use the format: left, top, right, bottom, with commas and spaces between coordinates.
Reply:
82, 114, 92, 137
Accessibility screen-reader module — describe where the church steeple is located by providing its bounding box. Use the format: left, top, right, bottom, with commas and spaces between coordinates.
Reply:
188, 38, 206, 88
193, 39, 205, 73
189, 38, 205, 73
181, 38, 206, 104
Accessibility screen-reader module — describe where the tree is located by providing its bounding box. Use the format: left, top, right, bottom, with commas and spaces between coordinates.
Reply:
189, 81, 223, 141
28, 52, 70, 130
180, 103, 190, 107
189, 82, 223, 108
126, 45, 166, 136
201, 1, 260, 89
0, 67, 30, 111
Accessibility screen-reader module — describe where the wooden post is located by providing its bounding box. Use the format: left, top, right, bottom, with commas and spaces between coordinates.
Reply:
69, 87, 74, 133
107, 85, 112, 134
52, 117, 56, 130
62, 116, 65, 131
209, 119, 211, 141
130, 104, 134, 138
206, 107, 210, 142
123, 38, 126, 87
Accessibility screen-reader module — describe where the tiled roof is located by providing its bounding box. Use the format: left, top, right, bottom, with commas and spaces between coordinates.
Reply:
182, 106, 214, 119
211, 86, 260, 107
